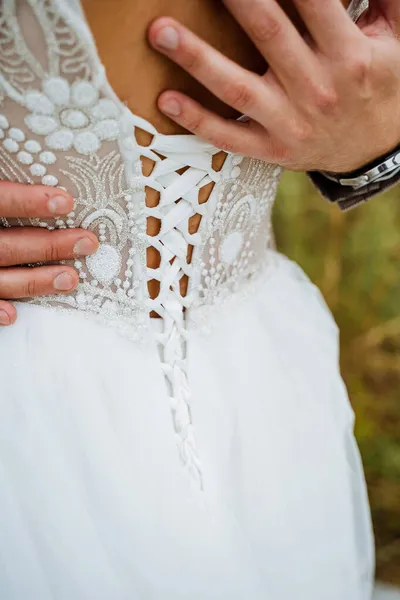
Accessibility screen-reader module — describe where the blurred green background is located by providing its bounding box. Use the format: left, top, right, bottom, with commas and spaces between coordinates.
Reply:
274, 172, 400, 585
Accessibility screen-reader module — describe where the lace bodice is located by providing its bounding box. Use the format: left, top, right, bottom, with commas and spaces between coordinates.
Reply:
0, 0, 367, 487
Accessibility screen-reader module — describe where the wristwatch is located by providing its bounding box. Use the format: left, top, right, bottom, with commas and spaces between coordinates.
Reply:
319, 143, 400, 191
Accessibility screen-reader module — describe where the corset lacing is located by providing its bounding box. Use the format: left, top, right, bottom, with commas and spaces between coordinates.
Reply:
125, 113, 221, 488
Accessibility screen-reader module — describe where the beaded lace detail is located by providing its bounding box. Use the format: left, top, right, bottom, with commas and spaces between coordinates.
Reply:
0, 0, 365, 486
0, 0, 149, 338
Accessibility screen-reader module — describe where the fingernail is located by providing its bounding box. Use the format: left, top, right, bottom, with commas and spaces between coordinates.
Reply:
48, 195, 72, 215
53, 272, 75, 291
155, 26, 179, 50
0, 310, 10, 326
160, 97, 182, 117
74, 237, 97, 256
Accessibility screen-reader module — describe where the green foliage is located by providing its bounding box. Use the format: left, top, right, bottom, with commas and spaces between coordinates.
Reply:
274, 172, 400, 585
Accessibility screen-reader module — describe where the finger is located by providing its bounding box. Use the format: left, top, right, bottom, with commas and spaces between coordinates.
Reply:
291, 0, 365, 55
0, 300, 17, 326
158, 90, 281, 158
0, 266, 79, 299
0, 228, 98, 267
222, 0, 320, 94
0, 181, 74, 218
148, 17, 284, 130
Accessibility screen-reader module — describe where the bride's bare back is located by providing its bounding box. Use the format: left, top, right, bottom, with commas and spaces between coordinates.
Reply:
83, 0, 262, 134
82, 0, 350, 300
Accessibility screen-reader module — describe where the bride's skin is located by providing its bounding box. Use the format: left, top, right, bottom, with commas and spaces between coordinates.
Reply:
83, 0, 349, 134
83, 0, 349, 300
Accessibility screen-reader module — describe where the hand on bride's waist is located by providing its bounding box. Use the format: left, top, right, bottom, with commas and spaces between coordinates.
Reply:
0, 183, 98, 327
148, 0, 400, 175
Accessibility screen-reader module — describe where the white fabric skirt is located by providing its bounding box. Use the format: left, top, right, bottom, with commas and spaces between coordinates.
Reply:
0, 252, 375, 600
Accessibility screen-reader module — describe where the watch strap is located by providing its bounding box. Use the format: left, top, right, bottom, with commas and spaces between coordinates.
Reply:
307, 162, 400, 211
319, 143, 400, 192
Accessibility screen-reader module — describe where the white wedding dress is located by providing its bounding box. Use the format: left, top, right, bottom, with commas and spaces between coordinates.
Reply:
0, 1, 374, 599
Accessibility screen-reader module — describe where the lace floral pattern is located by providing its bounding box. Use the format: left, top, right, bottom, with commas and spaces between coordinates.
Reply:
24, 77, 120, 155
0, 0, 148, 336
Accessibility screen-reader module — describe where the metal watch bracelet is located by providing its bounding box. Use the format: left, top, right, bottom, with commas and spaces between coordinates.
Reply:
319, 144, 400, 191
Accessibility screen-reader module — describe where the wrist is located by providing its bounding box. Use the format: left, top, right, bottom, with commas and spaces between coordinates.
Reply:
319, 141, 400, 191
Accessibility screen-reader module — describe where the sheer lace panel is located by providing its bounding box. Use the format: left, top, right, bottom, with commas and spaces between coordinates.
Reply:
0, 0, 149, 338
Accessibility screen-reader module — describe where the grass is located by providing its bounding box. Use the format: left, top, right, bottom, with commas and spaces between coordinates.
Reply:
274, 172, 400, 585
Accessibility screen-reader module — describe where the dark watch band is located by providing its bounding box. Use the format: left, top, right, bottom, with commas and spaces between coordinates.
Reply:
318, 142, 400, 200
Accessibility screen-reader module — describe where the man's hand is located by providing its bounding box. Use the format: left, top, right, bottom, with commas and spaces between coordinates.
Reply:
148, 0, 400, 174
0, 182, 98, 327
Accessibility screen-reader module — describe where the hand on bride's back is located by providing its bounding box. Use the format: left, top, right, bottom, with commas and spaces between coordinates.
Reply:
0, 182, 98, 326
149, 0, 400, 174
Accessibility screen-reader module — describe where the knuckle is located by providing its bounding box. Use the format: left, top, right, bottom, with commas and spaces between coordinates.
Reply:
0, 240, 16, 266
222, 82, 253, 112
1, 183, 37, 218
312, 87, 340, 113
43, 237, 62, 263
25, 277, 40, 298
345, 52, 372, 84
291, 121, 314, 144
249, 16, 282, 44
182, 48, 202, 73
18, 196, 37, 219
210, 136, 236, 153
267, 138, 290, 162
183, 111, 205, 134
0, 274, 8, 298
